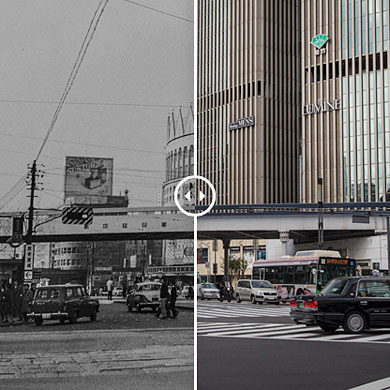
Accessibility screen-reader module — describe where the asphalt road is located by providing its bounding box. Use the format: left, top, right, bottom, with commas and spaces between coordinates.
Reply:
197, 301, 390, 390
0, 301, 194, 389
0, 299, 193, 332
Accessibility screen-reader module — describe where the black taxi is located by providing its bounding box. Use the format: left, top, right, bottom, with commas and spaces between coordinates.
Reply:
28, 284, 99, 326
297, 276, 390, 333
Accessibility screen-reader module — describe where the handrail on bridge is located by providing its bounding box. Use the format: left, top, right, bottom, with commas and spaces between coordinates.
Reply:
196, 202, 390, 216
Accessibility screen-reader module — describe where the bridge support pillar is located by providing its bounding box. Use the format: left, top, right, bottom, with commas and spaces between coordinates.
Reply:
279, 231, 289, 256
222, 239, 230, 283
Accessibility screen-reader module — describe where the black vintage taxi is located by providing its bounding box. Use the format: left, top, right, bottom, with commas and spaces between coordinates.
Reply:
28, 284, 99, 326
308, 276, 390, 333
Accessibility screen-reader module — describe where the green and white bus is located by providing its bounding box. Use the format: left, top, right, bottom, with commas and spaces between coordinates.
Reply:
252, 250, 356, 299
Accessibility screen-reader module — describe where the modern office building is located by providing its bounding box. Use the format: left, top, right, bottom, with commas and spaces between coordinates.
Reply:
198, 0, 301, 204
302, 0, 389, 202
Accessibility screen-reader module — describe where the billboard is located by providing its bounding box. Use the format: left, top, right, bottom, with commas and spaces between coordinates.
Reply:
64, 156, 113, 205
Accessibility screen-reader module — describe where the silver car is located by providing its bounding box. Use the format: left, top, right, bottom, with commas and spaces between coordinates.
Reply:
199, 283, 220, 300
235, 279, 281, 304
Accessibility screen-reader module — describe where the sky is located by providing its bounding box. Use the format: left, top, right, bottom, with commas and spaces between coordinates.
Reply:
0, 0, 194, 211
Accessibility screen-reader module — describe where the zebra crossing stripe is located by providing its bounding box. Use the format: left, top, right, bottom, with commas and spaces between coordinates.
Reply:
210, 324, 305, 337
198, 323, 278, 334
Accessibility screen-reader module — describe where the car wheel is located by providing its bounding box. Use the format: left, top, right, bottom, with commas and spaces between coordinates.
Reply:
319, 324, 338, 332
274, 302, 280, 305
136, 304, 142, 313
251, 295, 257, 304
258, 301, 263, 305
236, 294, 241, 303
59, 318, 66, 325
200, 295, 204, 300
69, 311, 78, 324
90, 311, 97, 322
34, 317, 43, 326
343, 311, 366, 334
127, 304, 133, 312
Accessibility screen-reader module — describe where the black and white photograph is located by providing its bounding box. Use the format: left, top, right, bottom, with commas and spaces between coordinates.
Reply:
0, 1, 194, 389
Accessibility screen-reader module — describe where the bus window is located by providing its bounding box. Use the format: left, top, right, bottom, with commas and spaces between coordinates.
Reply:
253, 268, 260, 280
265, 267, 276, 283
275, 266, 285, 283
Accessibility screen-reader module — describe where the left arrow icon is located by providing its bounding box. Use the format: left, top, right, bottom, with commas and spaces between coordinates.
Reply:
185, 191, 192, 201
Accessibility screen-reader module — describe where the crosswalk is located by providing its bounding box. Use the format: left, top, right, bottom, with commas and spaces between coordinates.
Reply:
197, 302, 291, 319
198, 321, 390, 344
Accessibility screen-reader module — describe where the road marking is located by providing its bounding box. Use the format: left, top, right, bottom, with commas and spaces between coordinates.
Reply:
198, 321, 390, 344
347, 376, 390, 389
197, 303, 290, 319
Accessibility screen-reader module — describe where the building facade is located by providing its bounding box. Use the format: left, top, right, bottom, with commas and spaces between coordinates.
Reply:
302, 0, 389, 202
198, 0, 301, 204
162, 106, 194, 267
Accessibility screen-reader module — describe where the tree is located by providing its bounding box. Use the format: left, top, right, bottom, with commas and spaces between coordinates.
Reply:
221, 255, 248, 282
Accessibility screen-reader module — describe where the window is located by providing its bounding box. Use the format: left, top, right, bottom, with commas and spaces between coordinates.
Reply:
103, 224, 108, 229
162, 222, 167, 227
50, 289, 61, 299
122, 223, 128, 228
142, 222, 147, 228
358, 281, 390, 297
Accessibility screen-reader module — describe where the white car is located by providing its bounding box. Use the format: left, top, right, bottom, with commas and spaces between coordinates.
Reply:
199, 283, 220, 300
112, 287, 123, 297
235, 279, 281, 304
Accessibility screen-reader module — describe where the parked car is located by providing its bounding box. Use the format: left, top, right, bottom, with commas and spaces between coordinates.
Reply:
112, 287, 123, 297
199, 283, 220, 300
235, 279, 281, 304
292, 276, 390, 334
28, 284, 99, 326
126, 282, 161, 312
182, 285, 192, 299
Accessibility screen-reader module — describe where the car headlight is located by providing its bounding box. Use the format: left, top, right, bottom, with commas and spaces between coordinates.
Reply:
256, 292, 263, 296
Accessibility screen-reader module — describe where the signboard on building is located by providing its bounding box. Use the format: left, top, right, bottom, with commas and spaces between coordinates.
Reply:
311, 34, 329, 55
229, 116, 255, 131
64, 156, 113, 205
302, 99, 341, 116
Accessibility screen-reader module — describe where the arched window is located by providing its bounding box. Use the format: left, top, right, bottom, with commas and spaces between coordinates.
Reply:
189, 145, 194, 175
178, 148, 183, 178
173, 149, 178, 179
183, 146, 188, 176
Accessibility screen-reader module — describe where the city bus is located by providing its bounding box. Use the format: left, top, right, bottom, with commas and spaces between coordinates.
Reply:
252, 250, 356, 299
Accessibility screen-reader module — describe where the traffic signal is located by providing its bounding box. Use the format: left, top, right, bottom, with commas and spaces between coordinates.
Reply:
213, 263, 218, 274
12, 216, 24, 243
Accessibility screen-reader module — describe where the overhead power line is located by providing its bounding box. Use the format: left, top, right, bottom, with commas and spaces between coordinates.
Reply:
36, 0, 110, 160
0, 133, 165, 156
122, 0, 193, 23
0, 99, 190, 109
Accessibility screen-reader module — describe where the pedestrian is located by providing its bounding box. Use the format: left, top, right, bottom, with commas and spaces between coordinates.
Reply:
0, 285, 6, 323
21, 283, 33, 323
188, 285, 194, 300
122, 282, 127, 298
158, 278, 169, 319
3, 284, 13, 324
13, 281, 23, 321
169, 282, 178, 318
106, 277, 114, 300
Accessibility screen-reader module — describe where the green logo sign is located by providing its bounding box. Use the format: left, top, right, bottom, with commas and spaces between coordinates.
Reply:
311, 34, 328, 49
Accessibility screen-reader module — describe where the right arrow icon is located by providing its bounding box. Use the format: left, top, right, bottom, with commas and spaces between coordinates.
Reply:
199, 191, 205, 202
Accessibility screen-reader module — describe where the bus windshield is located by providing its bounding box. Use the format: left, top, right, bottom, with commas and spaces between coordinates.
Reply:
317, 264, 355, 290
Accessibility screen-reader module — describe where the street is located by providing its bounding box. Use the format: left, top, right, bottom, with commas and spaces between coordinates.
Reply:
0, 301, 193, 389
197, 301, 390, 390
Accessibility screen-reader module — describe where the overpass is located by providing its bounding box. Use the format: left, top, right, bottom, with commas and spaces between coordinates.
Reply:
197, 202, 390, 243
0, 206, 193, 243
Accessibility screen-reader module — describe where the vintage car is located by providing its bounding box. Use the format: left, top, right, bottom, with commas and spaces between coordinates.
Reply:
126, 281, 161, 312
28, 284, 99, 326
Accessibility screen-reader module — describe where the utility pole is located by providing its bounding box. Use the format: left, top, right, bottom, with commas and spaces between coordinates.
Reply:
27, 160, 37, 245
